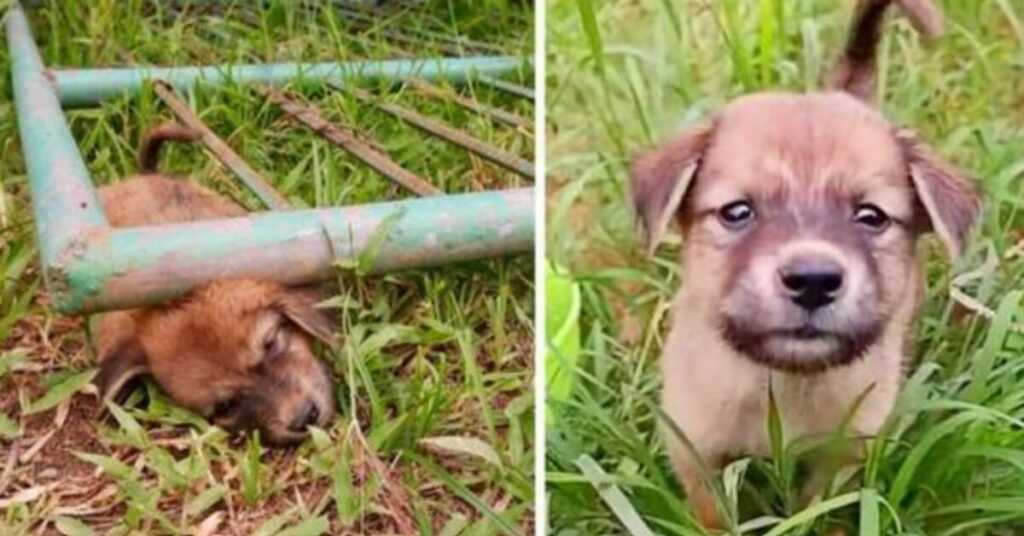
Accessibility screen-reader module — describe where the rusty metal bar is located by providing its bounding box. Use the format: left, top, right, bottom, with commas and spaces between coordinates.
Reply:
340, 86, 534, 179
152, 80, 292, 210
474, 74, 535, 101
257, 85, 442, 197
337, 29, 530, 132
404, 78, 531, 130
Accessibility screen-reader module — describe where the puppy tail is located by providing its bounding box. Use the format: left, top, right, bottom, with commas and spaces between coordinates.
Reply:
138, 121, 201, 173
828, 0, 943, 101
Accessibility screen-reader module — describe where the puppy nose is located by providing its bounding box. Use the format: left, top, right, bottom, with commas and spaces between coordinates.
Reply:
779, 257, 844, 311
289, 400, 321, 432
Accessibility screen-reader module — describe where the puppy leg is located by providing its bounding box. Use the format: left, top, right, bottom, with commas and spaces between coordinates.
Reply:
665, 440, 725, 530
798, 442, 865, 536
93, 311, 150, 403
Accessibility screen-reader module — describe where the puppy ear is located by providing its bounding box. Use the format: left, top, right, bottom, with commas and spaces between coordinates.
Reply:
631, 122, 714, 254
95, 343, 151, 404
277, 291, 336, 348
898, 129, 981, 258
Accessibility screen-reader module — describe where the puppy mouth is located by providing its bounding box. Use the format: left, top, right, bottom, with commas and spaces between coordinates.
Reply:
720, 318, 880, 374
772, 325, 831, 339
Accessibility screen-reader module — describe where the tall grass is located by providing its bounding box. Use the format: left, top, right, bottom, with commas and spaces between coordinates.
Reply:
546, 0, 1024, 534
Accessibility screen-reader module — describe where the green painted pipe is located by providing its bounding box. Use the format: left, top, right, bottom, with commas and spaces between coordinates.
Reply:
6, 4, 108, 291
62, 188, 534, 313
54, 56, 528, 107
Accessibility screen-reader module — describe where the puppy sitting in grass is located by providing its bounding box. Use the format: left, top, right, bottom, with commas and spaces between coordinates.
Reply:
630, 0, 979, 528
93, 122, 336, 446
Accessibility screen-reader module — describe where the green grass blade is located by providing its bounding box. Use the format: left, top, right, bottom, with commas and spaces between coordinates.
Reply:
575, 454, 657, 536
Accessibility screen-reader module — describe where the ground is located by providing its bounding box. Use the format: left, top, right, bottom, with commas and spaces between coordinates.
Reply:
0, 2, 534, 535
546, 0, 1024, 534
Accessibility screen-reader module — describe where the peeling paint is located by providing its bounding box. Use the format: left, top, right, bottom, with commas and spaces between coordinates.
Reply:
61, 189, 533, 313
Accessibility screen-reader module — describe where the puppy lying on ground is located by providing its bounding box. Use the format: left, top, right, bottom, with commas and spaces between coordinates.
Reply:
93, 122, 337, 446
631, 0, 979, 528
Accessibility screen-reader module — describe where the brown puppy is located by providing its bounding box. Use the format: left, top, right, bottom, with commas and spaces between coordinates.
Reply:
93, 122, 337, 446
631, 0, 979, 528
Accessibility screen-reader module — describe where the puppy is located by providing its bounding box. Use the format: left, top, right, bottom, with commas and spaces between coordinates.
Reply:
630, 0, 979, 528
93, 122, 337, 446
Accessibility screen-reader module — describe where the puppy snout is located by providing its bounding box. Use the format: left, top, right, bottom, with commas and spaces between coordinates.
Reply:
289, 399, 322, 433
778, 256, 844, 311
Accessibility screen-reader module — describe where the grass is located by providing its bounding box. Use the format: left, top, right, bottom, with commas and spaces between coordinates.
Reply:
546, 0, 1024, 534
0, 1, 533, 534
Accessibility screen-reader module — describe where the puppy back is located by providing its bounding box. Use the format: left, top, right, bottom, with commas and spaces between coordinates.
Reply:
829, 0, 942, 101
100, 176, 246, 227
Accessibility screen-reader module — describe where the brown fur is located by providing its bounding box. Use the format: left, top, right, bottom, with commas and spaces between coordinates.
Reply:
93, 123, 336, 446
630, 0, 979, 528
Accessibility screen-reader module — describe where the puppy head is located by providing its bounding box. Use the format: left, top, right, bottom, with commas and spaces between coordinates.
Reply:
98, 279, 337, 445
632, 92, 979, 372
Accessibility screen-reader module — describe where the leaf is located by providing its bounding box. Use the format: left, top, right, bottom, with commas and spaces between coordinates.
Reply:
928, 497, 1024, 516
0, 485, 48, 508
575, 454, 655, 536
439, 514, 470, 536
762, 491, 861, 536
409, 453, 521, 536
859, 488, 880, 536
105, 401, 147, 448
888, 411, 979, 506
420, 436, 502, 467
722, 458, 750, 521
241, 433, 264, 505
333, 441, 359, 525
275, 516, 330, 536
965, 290, 1021, 402
73, 452, 136, 481
0, 349, 28, 377
0, 413, 20, 439
575, 0, 604, 74
308, 426, 332, 451
54, 516, 96, 536
186, 485, 227, 517
25, 369, 97, 414
767, 379, 785, 471
658, 0, 682, 40
253, 511, 294, 536
356, 208, 406, 275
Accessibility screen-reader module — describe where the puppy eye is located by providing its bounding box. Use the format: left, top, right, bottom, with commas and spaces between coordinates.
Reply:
854, 203, 890, 231
212, 396, 238, 418
718, 200, 755, 230
262, 328, 287, 359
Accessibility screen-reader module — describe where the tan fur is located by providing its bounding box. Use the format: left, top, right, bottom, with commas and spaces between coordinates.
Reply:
630, 0, 980, 528
93, 126, 336, 446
